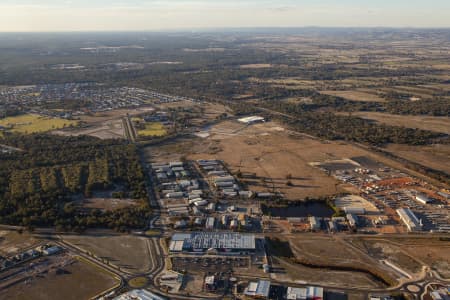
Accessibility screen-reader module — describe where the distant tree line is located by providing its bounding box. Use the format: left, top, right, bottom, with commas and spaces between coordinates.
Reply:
230, 100, 448, 146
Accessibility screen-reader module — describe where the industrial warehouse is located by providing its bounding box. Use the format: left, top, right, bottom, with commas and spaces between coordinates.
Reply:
396, 208, 422, 232
169, 232, 256, 254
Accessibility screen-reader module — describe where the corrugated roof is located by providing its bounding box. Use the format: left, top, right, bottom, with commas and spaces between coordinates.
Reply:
256, 280, 271, 297
114, 289, 166, 300
170, 232, 256, 251
287, 287, 307, 300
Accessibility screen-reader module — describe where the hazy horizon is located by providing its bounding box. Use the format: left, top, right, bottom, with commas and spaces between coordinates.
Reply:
1, 0, 450, 32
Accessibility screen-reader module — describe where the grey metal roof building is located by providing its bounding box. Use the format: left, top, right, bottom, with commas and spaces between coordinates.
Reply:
244, 280, 271, 298
397, 208, 422, 232
114, 289, 166, 300
170, 232, 256, 253
346, 213, 358, 228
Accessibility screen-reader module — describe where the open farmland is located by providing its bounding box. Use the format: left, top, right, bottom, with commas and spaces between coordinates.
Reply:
240, 63, 273, 69
62, 235, 154, 273
0, 114, 78, 135
385, 144, 450, 175
320, 90, 386, 102
0, 256, 119, 300
348, 112, 450, 135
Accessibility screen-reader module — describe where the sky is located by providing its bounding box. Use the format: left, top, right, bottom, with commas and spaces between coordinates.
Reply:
0, 0, 449, 32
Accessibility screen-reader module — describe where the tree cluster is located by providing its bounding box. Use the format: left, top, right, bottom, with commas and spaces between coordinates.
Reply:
0, 134, 150, 231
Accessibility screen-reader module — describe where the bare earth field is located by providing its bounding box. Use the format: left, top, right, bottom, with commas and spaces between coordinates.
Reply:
348, 112, 450, 135
78, 107, 154, 123
240, 64, 273, 69
53, 118, 125, 139
155, 100, 196, 110
147, 120, 415, 199
198, 102, 234, 121
53, 107, 154, 139
63, 235, 153, 273
188, 121, 371, 199
269, 235, 388, 289
0, 257, 119, 300
352, 237, 450, 279
407, 244, 450, 279
385, 144, 450, 175
320, 90, 386, 102
75, 197, 138, 211
289, 236, 374, 267
271, 256, 382, 290
350, 239, 423, 275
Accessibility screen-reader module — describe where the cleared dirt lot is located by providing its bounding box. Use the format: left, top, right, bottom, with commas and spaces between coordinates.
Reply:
147, 120, 401, 199
350, 239, 423, 275
240, 64, 273, 69
63, 235, 153, 273
75, 197, 138, 211
53, 107, 156, 139
0, 257, 119, 300
289, 236, 374, 267
385, 144, 450, 175
348, 112, 450, 135
269, 235, 389, 289
272, 255, 384, 289
53, 118, 125, 139
386, 237, 450, 279
146, 118, 448, 197
78, 107, 154, 123
189, 121, 370, 199
352, 236, 450, 279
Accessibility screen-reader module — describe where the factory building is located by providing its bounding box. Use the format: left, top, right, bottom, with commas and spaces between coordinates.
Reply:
307, 286, 324, 300
244, 280, 271, 299
205, 217, 215, 230
328, 220, 338, 232
286, 286, 324, 300
287, 287, 307, 300
437, 191, 450, 200
204, 275, 217, 291
344, 207, 366, 215
238, 116, 265, 124
397, 208, 422, 232
113, 289, 166, 300
309, 216, 321, 231
415, 194, 431, 205
347, 214, 358, 228
197, 159, 220, 167
169, 232, 256, 254
42, 246, 62, 256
